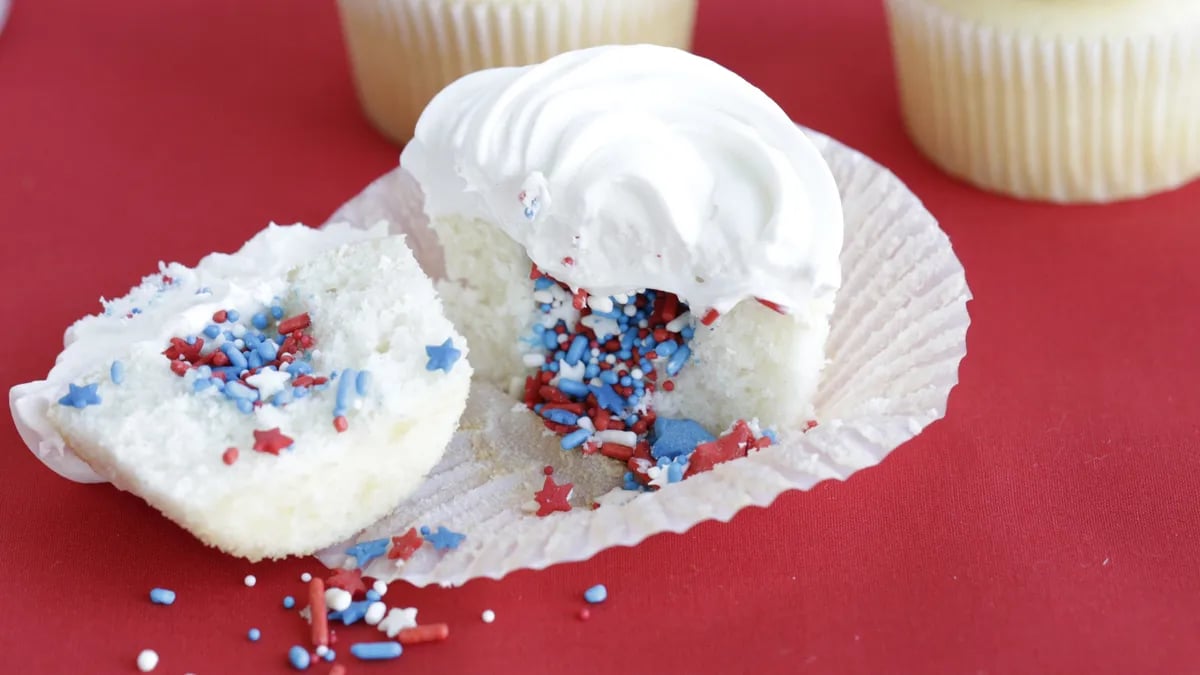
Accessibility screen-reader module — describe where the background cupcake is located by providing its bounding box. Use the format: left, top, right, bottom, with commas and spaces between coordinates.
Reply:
885, 0, 1200, 203
336, 0, 698, 144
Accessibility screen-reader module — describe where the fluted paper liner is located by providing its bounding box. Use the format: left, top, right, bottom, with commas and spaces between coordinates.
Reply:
885, 0, 1200, 203
317, 128, 972, 586
337, 0, 698, 144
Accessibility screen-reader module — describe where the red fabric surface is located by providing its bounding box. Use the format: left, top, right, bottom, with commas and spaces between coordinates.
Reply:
3, 1, 1199, 673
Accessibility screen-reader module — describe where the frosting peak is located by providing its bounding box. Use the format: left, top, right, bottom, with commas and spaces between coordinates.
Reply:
401, 44, 843, 318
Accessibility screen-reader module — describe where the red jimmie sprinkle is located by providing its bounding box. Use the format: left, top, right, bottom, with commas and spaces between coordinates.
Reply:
277, 313, 311, 334
329, 666, 346, 675
599, 444, 634, 462
308, 578, 329, 647
700, 308, 721, 326
212, 310, 227, 323
572, 288, 588, 310
397, 623, 450, 645
333, 416, 348, 433
222, 448, 238, 465
756, 298, 787, 314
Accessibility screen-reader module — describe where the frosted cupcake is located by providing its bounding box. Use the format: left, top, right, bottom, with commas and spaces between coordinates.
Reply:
336, 0, 698, 144
885, 0, 1200, 203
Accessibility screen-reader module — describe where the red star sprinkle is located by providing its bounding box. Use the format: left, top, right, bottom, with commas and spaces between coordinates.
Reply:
533, 476, 574, 517
252, 427, 293, 455
387, 528, 425, 562
325, 568, 367, 597
685, 420, 755, 478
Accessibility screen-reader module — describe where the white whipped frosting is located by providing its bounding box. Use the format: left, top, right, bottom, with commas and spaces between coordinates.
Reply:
9, 222, 387, 483
401, 44, 843, 319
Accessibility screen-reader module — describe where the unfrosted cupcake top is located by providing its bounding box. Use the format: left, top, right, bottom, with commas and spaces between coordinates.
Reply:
917, 0, 1200, 35
401, 44, 843, 321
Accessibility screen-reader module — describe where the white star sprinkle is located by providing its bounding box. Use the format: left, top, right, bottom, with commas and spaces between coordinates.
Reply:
245, 368, 292, 400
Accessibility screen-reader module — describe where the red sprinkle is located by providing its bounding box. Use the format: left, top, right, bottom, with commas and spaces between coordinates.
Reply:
700, 308, 720, 326
333, 416, 348, 433
212, 310, 227, 323
330, 666, 346, 675
388, 528, 425, 562
756, 298, 787, 314
662, 381, 675, 392
397, 623, 450, 645
578, 608, 591, 621
252, 427, 293, 455
277, 313, 311, 334
292, 375, 315, 388
804, 420, 819, 431
169, 360, 189, 376
572, 288, 588, 310
543, 465, 554, 476
222, 448, 238, 465
326, 568, 367, 597
562, 256, 575, 266
211, 351, 229, 367
599, 444, 633, 462
309, 578, 329, 647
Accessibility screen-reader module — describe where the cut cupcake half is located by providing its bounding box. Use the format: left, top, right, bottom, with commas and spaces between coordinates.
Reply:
10, 223, 472, 560
401, 45, 844, 489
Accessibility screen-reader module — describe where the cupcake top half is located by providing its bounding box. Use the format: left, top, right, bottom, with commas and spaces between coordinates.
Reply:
401, 44, 844, 321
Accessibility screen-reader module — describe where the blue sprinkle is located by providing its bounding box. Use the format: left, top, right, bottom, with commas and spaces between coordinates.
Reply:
322, 650, 335, 662
763, 429, 778, 443
210, 378, 225, 391
224, 381, 257, 401
666, 345, 691, 376
242, 333, 261, 349
532, 324, 546, 335
350, 642, 403, 661
366, 590, 381, 602
590, 383, 626, 413
272, 390, 293, 406
617, 349, 632, 360
620, 331, 637, 349
288, 645, 310, 670
193, 378, 213, 393
58, 383, 101, 408
248, 628, 261, 641
149, 588, 176, 605
542, 408, 579, 426
226, 309, 240, 322
565, 335, 589, 365
584, 364, 600, 379
252, 313, 269, 330
425, 338, 462, 373
656, 340, 678, 357
561, 428, 592, 450
534, 277, 555, 290
541, 330, 558, 350
547, 361, 559, 373
131, 308, 142, 315
247, 351, 263, 370
622, 472, 647, 491
291, 362, 313, 375
557, 379, 589, 397
421, 525, 466, 551
651, 418, 715, 460
584, 584, 608, 604
599, 370, 619, 385
110, 361, 125, 385
337, 600, 372, 625
274, 333, 287, 345
335, 367, 357, 417
282, 595, 295, 609
681, 326, 695, 339
223, 330, 236, 341
355, 370, 371, 397
345, 537, 389, 568
236, 399, 254, 414
257, 340, 278, 360
271, 305, 284, 320
292, 386, 309, 399
185, 335, 197, 345
220, 343, 247, 370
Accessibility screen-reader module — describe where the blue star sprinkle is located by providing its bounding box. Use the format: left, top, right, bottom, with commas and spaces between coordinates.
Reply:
58, 383, 101, 409
650, 418, 715, 460
419, 525, 466, 551
425, 338, 462, 373
589, 383, 627, 414
344, 538, 389, 569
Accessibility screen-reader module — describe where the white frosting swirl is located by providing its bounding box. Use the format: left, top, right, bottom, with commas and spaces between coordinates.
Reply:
401, 44, 843, 318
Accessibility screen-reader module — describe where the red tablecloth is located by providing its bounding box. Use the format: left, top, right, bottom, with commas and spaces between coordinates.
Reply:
3, 1, 1199, 673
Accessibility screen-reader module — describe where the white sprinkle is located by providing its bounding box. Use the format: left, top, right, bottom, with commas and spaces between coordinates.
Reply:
325, 588, 352, 613
623, 304, 637, 317
613, 293, 629, 304
604, 354, 616, 364
666, 312, 691, 333
372, 579, 388, 596
364, 601, 387, 626
556, 333, 568, 344
631, 368, 644, 380
233, 339, 245, 350
481, 609, 496, 624
231, 324, 246, 338
300, 572, 312, 583
532, 290, 555, 304
638, 319, 649, 328
590, 348, 601, 357
316, 646, 330, 657
594, 430, 637, 447
136, 649, 159, 672
522, 353, 545, 367
577, 416, 595, 432
243, 575, 257, 587
587, 295, 614, 313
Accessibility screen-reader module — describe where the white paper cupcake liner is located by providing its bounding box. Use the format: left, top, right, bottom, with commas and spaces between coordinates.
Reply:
885, 0, 1200, 203
318, 128, 972, 587
336, 0, 698, 143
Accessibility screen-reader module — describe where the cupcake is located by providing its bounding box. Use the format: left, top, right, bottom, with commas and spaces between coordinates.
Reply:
885, 0, 1200, 203
335, 0, 699, 144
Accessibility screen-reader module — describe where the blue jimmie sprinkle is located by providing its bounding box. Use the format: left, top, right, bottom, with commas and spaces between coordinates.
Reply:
220, 343, 248, 370
110, 361, 125, 385
565, 335, 589, 365
236, 399, 254, 414
542, 408, 579, 426
366, 590, 381, 602
224, 381, 257, 401
666, 345, 691, 376
334, 367, 357, 417
355, 370, 371, 397
350, 642, 403, 661
558, 379, 590, 400
541, 330, 559, 351
149, 588, 176, 605
561, 428, 592, 450
192, 378, 213, 393
763, 429, 778, 444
